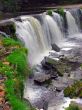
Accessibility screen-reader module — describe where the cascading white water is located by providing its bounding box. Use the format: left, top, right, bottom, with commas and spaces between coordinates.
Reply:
70, 9, 81, 31
14, 13, 66, 66
15, 16, 50, 66
27, 16, 49, 50
45, 14, 64, 47
14, 11, 81, 66
66, 11, 80, 35
12, 10, 82, 110
41, 13, 52, 47
52, 12, 64, 34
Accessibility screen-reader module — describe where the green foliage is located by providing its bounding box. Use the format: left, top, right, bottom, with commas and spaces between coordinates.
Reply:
2, 38, 21, 47
8, 96, 29, 110
64, 81, 82, 98
0, 63, 14, 78
64, 86, 76, 98
0, 37, 35, 110
65, 103, 80, 110
47, 10, 53, 16
5, 78, 32, 110
0, 0, 82, 13
56, 7, 65, 17
5, 79, 15, 95
1, 0, 18, 12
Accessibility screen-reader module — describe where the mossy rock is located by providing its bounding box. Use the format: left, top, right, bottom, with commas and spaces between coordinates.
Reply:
56, 7, 65, 17
65, 103, 80, 110
64, 81, 82, 98
0, 21, 16, 39
47, 10, 53, 16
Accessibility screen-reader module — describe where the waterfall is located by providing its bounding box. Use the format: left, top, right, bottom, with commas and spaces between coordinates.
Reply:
52, 12, 64, 34
14, 16, 50, 66
70, 9, 81, 31
45, 14, 64, 46
27, 16, 49, 50
41, 13, 52, 48
13, 10, 82, 66
66, 11, 80, 36
14, 13, 65, 66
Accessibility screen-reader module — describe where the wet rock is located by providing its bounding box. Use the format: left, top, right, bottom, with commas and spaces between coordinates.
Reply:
41, 57, 64, 77
24, 85, 53, 109
33, 64, 51, 83
41, 57, 58, 70
51, 44, 60, 52
0, 21, 16, 38
34, 71, 51, 83
33, 61, 58, 83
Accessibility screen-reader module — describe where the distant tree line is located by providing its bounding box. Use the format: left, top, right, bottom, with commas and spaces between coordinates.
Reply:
28, 0, 82, 5
0, 0, 82, 12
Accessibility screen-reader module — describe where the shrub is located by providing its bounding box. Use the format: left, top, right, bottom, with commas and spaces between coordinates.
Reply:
56, 7, 65, 17
47, 10, 53, 16
64, 81, 82, 98
65, 103, 80, 110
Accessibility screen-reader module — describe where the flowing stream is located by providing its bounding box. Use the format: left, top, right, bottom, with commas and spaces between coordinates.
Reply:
14, 10, 82, 110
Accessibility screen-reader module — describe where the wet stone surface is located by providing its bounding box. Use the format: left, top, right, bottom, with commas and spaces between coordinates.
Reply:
24, 38, 82, 110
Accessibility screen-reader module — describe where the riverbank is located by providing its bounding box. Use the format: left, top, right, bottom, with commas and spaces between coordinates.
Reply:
0, 36, 35, 110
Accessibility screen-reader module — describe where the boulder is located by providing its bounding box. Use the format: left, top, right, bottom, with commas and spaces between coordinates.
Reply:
41, 57, 60, 78
0, 20, 16, 38
34, 71, 51, 83
51, 44, 60, 52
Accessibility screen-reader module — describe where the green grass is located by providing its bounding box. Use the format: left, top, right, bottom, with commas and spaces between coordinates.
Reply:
0, 37, 35, 110
0, 63, 32, 110
5, 78, 31, 110
2, 38, 21, 47
6, 48, 28, 77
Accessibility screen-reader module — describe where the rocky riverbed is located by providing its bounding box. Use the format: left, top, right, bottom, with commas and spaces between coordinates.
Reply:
24, 36, 82, 110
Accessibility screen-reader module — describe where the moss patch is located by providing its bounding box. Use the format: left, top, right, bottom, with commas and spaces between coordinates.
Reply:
64, 80, 82, 98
